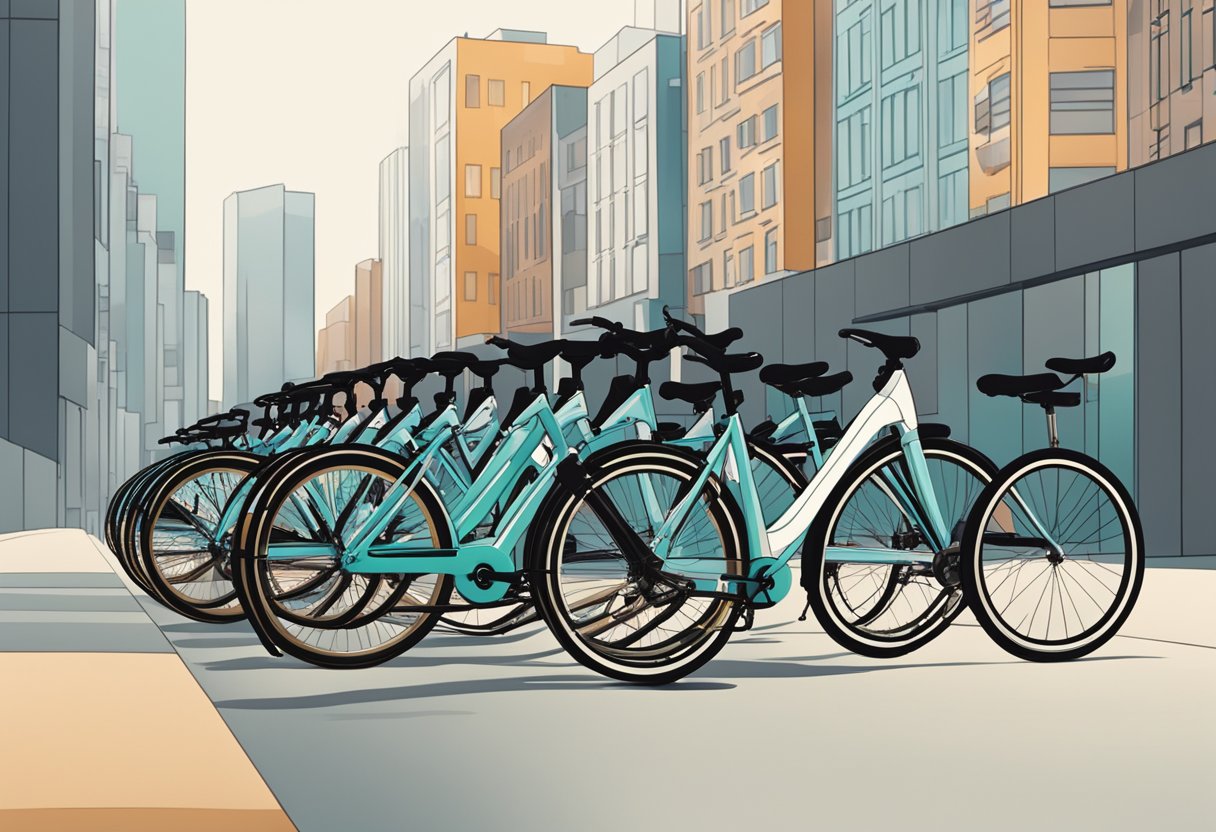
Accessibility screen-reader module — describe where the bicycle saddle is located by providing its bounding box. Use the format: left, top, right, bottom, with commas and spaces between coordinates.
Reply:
759, 360, 830, 386
976, 372, 1065, 398
795, 371, 853, 397
658, 380, 720, 413
488, 337, 567, 370
839, 328, 920, 360
685, 348, 764, 375
1022, 390, 1081, 409
1045, 351, 1115, 376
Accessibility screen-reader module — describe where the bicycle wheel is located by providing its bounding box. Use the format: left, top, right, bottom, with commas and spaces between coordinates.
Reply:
530, 442, 748, 685
960, 448, 1144, 661
116, 454, 200, 595
438, 596, 539, 635
803, 437, 997, 658
138, 451, 261, 623
233, 445, 453, 669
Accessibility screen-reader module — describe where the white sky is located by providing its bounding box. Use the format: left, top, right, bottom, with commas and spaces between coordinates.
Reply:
185, 0, 645, 395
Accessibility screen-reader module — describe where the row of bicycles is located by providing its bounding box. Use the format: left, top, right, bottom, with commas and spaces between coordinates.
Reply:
105, 308, 1144, 684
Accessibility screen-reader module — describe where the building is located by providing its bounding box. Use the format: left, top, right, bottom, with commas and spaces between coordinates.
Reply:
723, 141, 1216, 560
501, 85, 589, 335
316, 297, 355, 375
316, 260, 383, 380
833, 0, 970, 260
222, 185, 316, 406
687, 0, 833, 317
970, 0, 1128, 215
353, 258, 383, 367
580, 25, 687, 333
379, 147, 409, 358
0, 0, 99, 531
407, 29, 594, 353
1127, 0, 1216, 166
113, 0, 186, 278
182, 290, 210, 428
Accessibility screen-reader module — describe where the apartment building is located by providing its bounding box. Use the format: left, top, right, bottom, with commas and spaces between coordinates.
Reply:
970, 0, 1128, 214
407, 30, 593, 353
687, 0, 833, 315
1127, 0, 1215, 166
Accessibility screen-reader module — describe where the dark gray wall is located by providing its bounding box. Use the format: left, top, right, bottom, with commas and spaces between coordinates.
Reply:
728, 143, 1216, 557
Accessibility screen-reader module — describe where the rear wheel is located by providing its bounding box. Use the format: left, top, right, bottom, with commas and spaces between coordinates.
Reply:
531, 442, 748, 685
233, 446, 453, 668
803, 437, 996, 658
138, 451, 260, 623
960, 449, 1143, 661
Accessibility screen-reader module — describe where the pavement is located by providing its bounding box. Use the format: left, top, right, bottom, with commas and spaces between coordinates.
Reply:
3, 529, 1214, 832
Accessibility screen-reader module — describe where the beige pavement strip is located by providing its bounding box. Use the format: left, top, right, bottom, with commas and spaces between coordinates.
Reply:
0, 808, 295, 831
0, 529, 114, 573
0, 652, 295, 830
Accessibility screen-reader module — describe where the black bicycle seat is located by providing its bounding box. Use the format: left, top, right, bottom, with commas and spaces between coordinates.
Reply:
839, 328, 920, 361
1045, 352, 1116, 376
1023, 390, 1081, 409
976, 372, 1066, 398
685, 350, 764, 375
760, 361, 830, 386
796, 371, 853, 398
658, 380, 720, 412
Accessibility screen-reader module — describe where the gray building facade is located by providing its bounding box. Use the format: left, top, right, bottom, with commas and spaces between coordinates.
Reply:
723, 142, 1216, 559
222, 185, 315, 406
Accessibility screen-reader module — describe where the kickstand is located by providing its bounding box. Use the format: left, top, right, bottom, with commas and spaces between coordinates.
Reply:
734, 604, 755, 631
797, 594, 812, 622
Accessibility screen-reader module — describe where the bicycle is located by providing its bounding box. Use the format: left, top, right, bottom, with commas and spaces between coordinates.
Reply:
531, 328, 998, 682
960, 352, 1144, 661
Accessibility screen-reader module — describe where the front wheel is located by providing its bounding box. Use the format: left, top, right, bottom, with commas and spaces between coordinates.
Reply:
529, 442, 748, 685
960, 448, 1144, 662
803, 437, 997, 658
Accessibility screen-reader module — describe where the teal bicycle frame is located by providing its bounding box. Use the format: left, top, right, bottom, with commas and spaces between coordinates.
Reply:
650, 367, 953, 597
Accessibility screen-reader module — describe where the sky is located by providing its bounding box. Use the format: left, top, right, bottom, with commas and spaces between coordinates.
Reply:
185, 0, 652, 395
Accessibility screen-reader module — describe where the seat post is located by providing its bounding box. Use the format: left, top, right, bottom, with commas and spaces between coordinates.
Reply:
1044, 405, 1060, 449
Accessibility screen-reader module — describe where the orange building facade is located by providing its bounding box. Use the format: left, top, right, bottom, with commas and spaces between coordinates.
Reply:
970, 0, 1128, 216
685, 0, 832, 316
409, 31, 592, 353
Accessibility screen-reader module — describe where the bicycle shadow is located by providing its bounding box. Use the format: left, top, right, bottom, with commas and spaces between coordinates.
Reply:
199, 646, 568, 673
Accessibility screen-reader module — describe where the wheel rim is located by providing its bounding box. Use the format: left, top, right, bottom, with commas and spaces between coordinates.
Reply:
549, 458, 741, 672
250, 462, 447, 659
973, 458, 1136, 650
819, 447, 991, 646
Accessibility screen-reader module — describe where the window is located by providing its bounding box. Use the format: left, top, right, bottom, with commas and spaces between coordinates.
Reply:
938, 70, 967, 146
719, 136, 732, 174
1181, 5, 1194, 89
633, 68, 649, 118
691, 261, 714, 295
939, 0, 967, 54
761, 23, 782, 69
464, 271, 477, 301
1048, 166, 1116, 193
975, 0, 1010, 39
742, 0, 768, 16
433, 65, 451, 127
613, 86, 627, 135
465, 74, 480, 108
738, 245, 754, 284
435, 136, 450, 202
635, 124, 649, 175
464, 164, 482, 197
720, 56, 730, 104
974, 73, 1010, 137
490, 167, 501, 199
723, 249, 735, 287
761, 104, 779, 141
696, 6, 711, 50
634, 180, 648, 232
764, 228, 778, 274
1185, 120, 1203, 150
815, 216, 832, 243
1049, 70, 1115, 134
465, 213, 477, 245
721, 0, 735, 36
739, 173, 756, 215
736, 40, 757, 85
488, 79, 505, 107
697, 146, 714, 184
488, 274, 498, 305
521, 81, 531, 105
737, 115, 756, 149
1049, 0, 1112, 5
700, 200, 713, 241
762, 162, 778, 209
696, 73, 706, 114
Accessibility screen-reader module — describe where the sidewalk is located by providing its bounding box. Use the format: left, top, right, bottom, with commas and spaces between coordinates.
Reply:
0, 529, 295, 832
